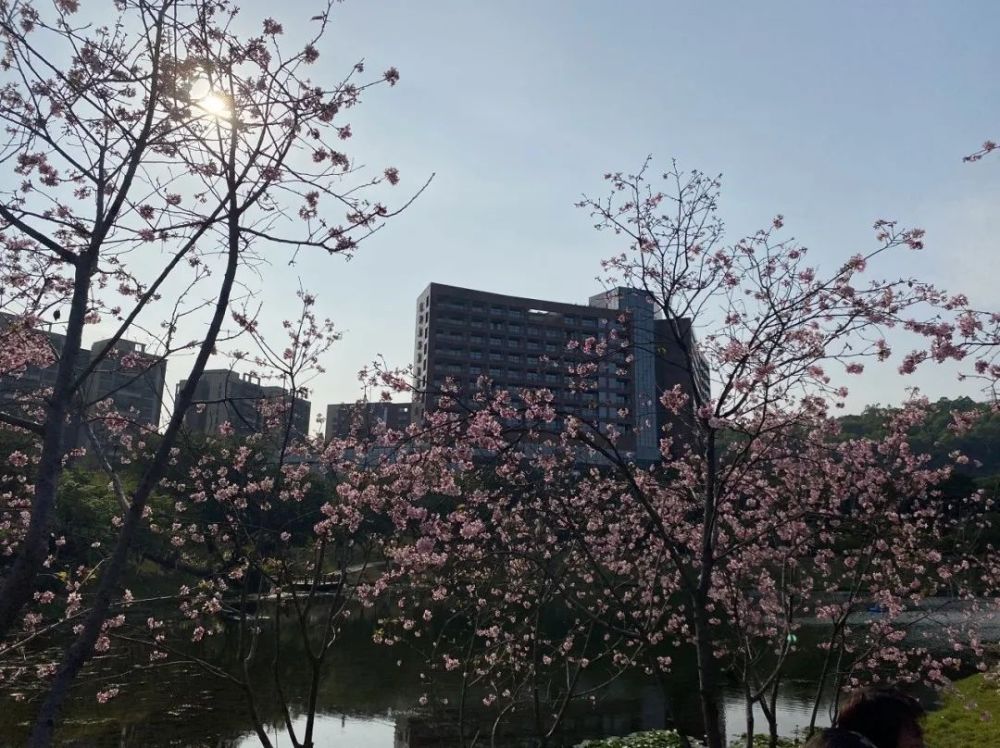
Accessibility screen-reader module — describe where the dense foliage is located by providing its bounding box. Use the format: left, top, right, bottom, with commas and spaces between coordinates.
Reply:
839, 397, 1000, 479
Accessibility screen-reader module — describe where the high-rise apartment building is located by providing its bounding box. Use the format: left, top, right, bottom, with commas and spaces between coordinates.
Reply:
412, 283, 708, 462
178, 369, 312, 439
325, 401, 412, 441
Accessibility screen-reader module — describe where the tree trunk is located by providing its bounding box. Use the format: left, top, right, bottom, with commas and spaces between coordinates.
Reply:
744, 692, 754, 748
27, 186, 242, 746
693, 599, 724, 748
0, 254, 97, 638
696, 429, 723, 748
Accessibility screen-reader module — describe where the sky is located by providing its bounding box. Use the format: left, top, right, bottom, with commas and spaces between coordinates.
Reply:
47, 1, 1000, 420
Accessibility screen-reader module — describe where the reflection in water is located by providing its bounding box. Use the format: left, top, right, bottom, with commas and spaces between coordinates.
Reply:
391, 687, 670, 747
0, 609, 836, 747
240, 715, 395, 748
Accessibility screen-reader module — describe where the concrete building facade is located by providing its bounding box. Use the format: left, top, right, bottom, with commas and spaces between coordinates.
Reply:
0, 316, 167, 446
412, 283, 708, 462
85, 338, 166, 430
325, 401, 412, 441
178, 369, 311, 439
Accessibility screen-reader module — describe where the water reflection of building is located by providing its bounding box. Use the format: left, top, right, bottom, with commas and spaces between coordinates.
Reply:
393, 687, 668, 747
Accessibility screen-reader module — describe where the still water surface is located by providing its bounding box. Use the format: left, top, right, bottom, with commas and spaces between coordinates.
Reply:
0, 606, 838, 747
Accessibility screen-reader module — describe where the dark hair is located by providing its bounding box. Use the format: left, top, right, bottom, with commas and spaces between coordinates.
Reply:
834, 687, 925, 748
804, 728, 879, 748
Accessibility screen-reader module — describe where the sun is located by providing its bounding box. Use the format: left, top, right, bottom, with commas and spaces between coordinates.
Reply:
197, 91, 230, 119
189, 77, 232, 121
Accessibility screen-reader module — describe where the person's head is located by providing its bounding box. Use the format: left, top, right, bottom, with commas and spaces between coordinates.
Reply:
834, 687, 925, 748
804, 728, 878, 748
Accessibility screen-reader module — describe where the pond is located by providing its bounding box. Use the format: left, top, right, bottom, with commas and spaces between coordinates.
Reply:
0, 602, 841, 747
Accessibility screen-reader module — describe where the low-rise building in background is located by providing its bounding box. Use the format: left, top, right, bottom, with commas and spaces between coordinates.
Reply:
178, 369, 311, 439
0, 316, 167, 451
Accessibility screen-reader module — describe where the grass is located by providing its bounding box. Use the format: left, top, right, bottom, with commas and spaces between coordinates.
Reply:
924, 673, 1000, 748
578, 676, 1000, 748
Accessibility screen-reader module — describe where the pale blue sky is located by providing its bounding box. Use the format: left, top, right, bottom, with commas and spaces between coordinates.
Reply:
262, 0, 996, 415
60, 1, 1000, 417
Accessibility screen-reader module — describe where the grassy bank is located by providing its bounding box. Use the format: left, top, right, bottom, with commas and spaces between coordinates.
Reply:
580, 673, 1000, 747
924, 673, 1000, 748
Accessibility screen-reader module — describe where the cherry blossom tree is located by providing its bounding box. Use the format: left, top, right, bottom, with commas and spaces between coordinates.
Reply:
362, 159, 998, 748
106, 292, 391, 748
559, 159, 945, 747
0, 1, 414, 743
363, 395, 658, 746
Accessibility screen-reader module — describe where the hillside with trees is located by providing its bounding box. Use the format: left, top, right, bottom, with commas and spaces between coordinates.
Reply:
839, 397, 1000, 481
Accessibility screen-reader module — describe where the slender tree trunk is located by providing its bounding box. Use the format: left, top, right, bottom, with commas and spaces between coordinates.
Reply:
0, 255, 93, 638
242, 682, 276, 748
808, 617, 847, 736
695, 430, 724, 748
27, 187, 242, 746
302, 658, 323, 748
693, 597, 724, 748
271, 589, 300, 745
743, 685, 754, 748
756, 683, 779, 748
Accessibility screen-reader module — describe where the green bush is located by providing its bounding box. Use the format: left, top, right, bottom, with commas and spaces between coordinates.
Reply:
730, 736, 800, 748
578, 729, 689, 748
